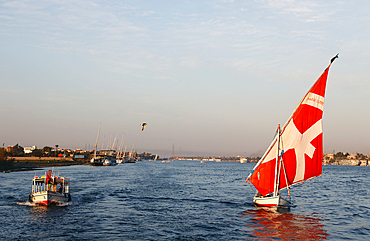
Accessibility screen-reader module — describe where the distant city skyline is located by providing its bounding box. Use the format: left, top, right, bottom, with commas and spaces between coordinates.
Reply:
1, 1, 370, 157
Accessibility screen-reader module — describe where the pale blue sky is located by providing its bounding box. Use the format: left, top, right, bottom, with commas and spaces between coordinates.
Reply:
1, 0, 369, 157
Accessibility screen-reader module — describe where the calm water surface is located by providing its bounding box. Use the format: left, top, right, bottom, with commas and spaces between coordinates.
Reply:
0, 161, 369, 240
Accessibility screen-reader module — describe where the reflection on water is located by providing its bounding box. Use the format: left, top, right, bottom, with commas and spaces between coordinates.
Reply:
242, 207, 329, 240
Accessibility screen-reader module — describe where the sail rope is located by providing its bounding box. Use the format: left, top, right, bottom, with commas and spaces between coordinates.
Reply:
245, 127, 280, 183
278, 137, 292, 202
281, 153, 291, 198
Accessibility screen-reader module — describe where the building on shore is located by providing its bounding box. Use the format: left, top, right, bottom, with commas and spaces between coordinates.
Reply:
24, 146, 37, 154
323, 153, 369, 166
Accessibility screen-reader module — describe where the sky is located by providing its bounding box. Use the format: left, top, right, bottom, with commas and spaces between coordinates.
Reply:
1, 0, 370, 157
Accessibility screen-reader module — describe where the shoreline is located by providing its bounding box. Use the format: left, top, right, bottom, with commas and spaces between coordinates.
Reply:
2, 157, 89, 173
324, 159, 369, 166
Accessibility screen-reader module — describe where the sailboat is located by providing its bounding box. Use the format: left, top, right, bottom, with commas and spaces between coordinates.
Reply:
246, 54, 338, 207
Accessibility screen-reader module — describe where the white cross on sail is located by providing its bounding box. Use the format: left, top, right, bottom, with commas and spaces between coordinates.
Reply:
281, 119, 323, 183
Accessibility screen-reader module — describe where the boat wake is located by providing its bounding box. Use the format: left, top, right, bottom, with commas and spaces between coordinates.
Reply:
15, 201, 37, 207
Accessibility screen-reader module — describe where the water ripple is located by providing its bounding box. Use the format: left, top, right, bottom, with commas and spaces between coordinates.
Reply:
0, 162, 369, 240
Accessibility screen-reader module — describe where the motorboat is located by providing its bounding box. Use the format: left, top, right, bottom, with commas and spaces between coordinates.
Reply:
29, 170, 71, 206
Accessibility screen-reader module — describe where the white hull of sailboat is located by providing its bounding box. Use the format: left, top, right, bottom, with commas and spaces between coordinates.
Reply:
253, 195, 290, 207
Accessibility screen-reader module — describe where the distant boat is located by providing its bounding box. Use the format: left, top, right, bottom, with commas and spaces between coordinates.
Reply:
246, 55, 338, 207
162, 160, 170, 163
103, 158, 118, 166
90, 157, 104, 166
200, 160, 207, 163
240, 158, 249, 163
125, 157, 136, 163
29, 170, 71, 206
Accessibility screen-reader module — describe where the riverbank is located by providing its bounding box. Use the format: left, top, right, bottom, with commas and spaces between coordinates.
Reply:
324, 159, 369, 166
2, 157, 89, 172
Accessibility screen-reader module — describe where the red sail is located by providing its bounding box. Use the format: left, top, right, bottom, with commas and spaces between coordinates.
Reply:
249, 64, 332, 196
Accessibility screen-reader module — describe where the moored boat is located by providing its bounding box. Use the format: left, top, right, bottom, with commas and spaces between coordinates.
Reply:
90, 156, 104, 166
103, 157, 118, 166
29, 170, 71, 206
246, 54, 338, 207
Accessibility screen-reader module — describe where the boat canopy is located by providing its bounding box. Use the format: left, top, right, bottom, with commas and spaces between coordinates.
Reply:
33, 176, 69, 184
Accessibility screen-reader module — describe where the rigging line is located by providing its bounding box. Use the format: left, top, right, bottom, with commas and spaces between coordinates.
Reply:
246, 126, 280, 180
279, 136, 292, 199
281, 154, 291, 199
247, 181, 256, 193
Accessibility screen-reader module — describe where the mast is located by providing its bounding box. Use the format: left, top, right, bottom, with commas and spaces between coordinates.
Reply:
116, 133, 124, 159
172, 144, 175, 160
123, 144, 127, 159
109, 134, 112, 150
130, 145, 134, 158
273, 124, 280, 197
102, 135, 105, 150
93, 122, 101, 159
276, 141, 283, 197
111, 134, 117, 151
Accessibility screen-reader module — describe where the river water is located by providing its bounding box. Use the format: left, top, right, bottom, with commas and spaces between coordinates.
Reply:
0, 161, 369, 240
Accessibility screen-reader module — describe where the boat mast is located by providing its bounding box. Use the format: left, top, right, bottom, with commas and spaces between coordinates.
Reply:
101, 135, 105, 150
276, 145, 283, 197
111, 134, 118, 151
273, 124, 281, 197
123, 144, 127, 159
116, 133, 124, 159
129, 145, 134, 158
93, 122, 101, 159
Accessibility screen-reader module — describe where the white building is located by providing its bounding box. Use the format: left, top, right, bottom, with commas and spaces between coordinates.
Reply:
24, 146, 37, 154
